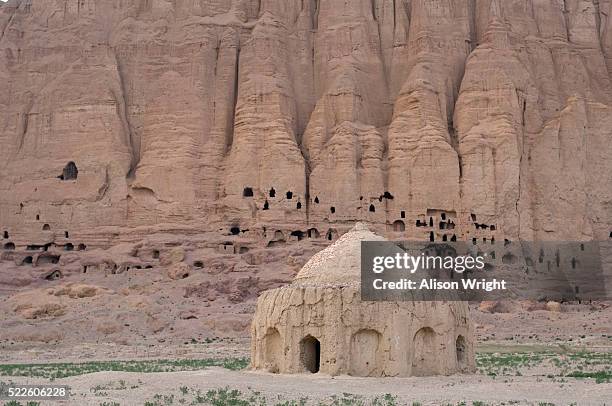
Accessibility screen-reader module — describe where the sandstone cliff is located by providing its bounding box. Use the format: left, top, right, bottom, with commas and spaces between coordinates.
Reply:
0, 0, 611, 341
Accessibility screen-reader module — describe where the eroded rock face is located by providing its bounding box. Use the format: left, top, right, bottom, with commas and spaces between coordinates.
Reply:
0, 0, 611, 341
1, 0, 610, 245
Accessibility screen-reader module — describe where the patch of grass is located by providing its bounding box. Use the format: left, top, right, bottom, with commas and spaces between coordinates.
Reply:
0, 358, 248, 379
2, 402, 41, 406
566, 370, 611, 383
476, 350, 612, 379
143, 387, 399, 406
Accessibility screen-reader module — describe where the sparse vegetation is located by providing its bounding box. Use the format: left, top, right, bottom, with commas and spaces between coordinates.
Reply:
143, 387, 400, 406
476, 350, 612, 382
0, 358, 249, 380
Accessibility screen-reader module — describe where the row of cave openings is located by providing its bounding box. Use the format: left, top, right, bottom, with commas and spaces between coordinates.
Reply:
83, 249, 161, 275
265, 327, 467, 375
243, 187, 395, 214
228, 225, 335, 243
2, 229, 85, 252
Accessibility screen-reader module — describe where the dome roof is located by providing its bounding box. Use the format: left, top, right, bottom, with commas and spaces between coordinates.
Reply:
293, 222, 386, 286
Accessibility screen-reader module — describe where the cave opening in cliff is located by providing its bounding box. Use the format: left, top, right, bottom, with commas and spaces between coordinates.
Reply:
230, 226, 241, 235
369, 204, 375, 212
429, 217, 433, 227
393, 220, 405, 232
429, 232, 434, 242
439, 222, 446, 230
153, 250, 160, 259
314, 196, 319, 204
65, 243, 74, 251
243, 187, 254, 197
269, 188, 276, 198
401, 211, 406, 219
3, 231, 8, 239
330, 206, 335, 214
442, 235, 448, 242
263, 200, 269, 210
36, 214, 40, 221
286, 191, 293, 199
308, 228, 320, 238
59, 161, 78, 181
4, 242, 15, 250
22, 256, 33, 265
42, 224, 50, 231
326, 230, 334, 241
297, 201, 302, 209
451, 235, 457, 242
441, 213, 446, 220
65, 231, 69, 238
78, 243, 86, 251
490, 225, 496, 231
416, 220, 422, 227
38, 254, 60, 265
471, 213, 477, 222
383, 191, 394, 200
193, 261, 204, 268
291, 231, 304, 241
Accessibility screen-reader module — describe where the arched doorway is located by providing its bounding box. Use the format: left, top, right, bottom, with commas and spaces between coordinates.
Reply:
412, 327, 439, 376
300, 335, 320, 373
393, 220, 405, 232
456, 335, 466, 369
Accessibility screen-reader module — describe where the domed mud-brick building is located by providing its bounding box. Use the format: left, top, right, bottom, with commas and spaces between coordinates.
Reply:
251, 223, 475, 376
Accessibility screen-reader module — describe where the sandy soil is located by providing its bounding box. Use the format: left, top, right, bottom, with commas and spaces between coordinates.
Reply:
2, 367, 610, 406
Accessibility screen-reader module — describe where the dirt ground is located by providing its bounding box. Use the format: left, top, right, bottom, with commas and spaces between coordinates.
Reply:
1, 366, 610, 406
1, 305, 610, 405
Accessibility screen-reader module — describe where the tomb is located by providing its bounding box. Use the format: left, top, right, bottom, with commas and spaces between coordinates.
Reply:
42, 224, 50, 231
269, 188, 276, 197
250, 223, 475, 376
4, 242, 15, 250
243, 187, 254, 197
369, 204, 375, 212
286, 191, 293, 199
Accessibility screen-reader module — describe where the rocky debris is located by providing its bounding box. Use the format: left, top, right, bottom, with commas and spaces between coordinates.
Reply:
166, 263, 191, 280
51, 283, 110, 298
9, 289, 67, 320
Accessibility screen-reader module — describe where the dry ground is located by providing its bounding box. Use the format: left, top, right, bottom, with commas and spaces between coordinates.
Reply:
1, 342, 611, 406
